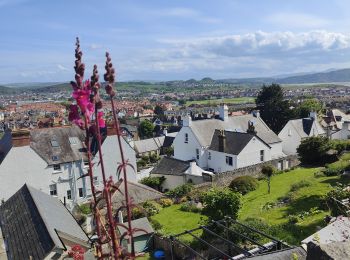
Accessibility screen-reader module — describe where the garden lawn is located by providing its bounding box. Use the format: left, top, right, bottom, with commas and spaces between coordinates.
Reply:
239, 167, 349, 244
150, 204, 207, 243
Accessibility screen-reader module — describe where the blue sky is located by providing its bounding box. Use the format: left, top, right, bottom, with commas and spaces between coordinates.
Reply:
1, 0, 350, 83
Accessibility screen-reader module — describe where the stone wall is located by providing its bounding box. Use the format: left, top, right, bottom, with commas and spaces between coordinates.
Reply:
194, 155, 299, 189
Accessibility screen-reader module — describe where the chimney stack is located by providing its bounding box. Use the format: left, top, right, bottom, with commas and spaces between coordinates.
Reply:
218, 129, 226, 152
309, 111, 317, 120
182, 115, 192, 127
219, 105, 229, 121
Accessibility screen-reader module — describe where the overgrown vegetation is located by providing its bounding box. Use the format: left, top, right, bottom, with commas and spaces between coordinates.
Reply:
229, 176, 259, 195
140, 176, 165, 191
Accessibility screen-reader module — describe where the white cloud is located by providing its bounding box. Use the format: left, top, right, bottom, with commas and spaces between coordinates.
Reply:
57, 64, 68, 71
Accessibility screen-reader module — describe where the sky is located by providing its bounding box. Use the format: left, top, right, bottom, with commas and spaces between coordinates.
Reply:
1, 0, 350, 83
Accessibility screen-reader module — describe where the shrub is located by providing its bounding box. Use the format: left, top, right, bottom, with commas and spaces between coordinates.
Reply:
287, 215, 299, 224
323, 168, 341, 176
149, 218, 163, 231
132, 207, 146, 219
137, 160, 146, 168
149, 153, 160, 163
141, 155, 150, 164
159, 198, 173, 207
314, 171, 325, 178
325, 187, 350, 216
297, 136, 332, 165
290, 180, 312, 192
166, 184, 193, 199
140, 176, 165, 191
180, 202, 201, 213
79, 203, 91, 215
142, 201, 161, 216
229, 176, 259, 195
201, 188, 241, 221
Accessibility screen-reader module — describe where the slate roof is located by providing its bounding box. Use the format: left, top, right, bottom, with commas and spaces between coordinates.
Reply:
0, 184, 89, 260
132, 136, 165, 154
30, 126, 86, 165
289, 118, 325, 138
189, 115, 281, 147
301, 216, 350, 245
151, 157, 190, 176
209, 130, 270, 155
112, 181, 164, 209
117, 217, 154, 238
247, 247, 306, 259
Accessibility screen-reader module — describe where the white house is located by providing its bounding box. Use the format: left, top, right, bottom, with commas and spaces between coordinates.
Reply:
173, 105, 284, 172
331, 121, 350, 140
150, 157, 213, 191
278, 112, 325, 155
0, 126, 137, 205
207, 129, 272, 173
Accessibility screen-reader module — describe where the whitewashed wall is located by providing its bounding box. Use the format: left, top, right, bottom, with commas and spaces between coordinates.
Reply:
0, 146, 88, 204
236, 137, 271, 168
278, 122, 302, 155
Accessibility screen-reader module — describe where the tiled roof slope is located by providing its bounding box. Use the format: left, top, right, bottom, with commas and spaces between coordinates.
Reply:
0, 184, 89, 260
30, 126, 86, 165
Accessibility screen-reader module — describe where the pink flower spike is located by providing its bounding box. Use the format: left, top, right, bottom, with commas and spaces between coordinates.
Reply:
97, 110, 106, 128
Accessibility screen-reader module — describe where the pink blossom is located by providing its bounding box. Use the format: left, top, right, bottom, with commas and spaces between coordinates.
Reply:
97, 110, 106, 128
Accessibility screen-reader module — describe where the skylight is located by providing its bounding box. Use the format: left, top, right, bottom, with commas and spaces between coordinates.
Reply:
52, 155, 59, 161
69, 137, 79, 145
50, 140, 59, 147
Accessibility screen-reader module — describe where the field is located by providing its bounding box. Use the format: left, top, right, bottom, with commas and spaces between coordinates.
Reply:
186, 97, 255, 106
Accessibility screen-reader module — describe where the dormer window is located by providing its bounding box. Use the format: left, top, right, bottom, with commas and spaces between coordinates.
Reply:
50, 140, 59, 147
69, 137, 79, 145
52, 155, 59, 161
185, 133, 189, 143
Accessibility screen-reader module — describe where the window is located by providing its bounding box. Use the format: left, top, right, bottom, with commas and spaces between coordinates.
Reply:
260, 150, 264, 162
226, 156, 233, 166
84, 161, 89, 168
79, 188, 84, 198
69, 137, 79, 145
93, 176, 99, 185
50, 140, 59, 147
52, 155, 59, 161
49, 184, 57, 196
53, 164, 61, 171
196, 148, 199, 160
288, 129, 292, 136
185, 133, 188, 143
67, 190, 72, 200
208, 152, 211, 160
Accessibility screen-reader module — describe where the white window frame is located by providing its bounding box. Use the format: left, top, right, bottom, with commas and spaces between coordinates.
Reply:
53, 164, 61, 172
49, 184, 57, 196
260, 150, 264, 162
67, 190, 72, 200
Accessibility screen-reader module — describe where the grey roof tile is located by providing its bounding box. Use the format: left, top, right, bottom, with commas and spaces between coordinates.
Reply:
151, 157, 190, 176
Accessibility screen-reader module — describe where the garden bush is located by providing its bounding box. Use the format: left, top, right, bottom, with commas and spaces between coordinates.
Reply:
79, 203, 92, 215
149, 218, 163, 231
142, 201, 161, 216
325, 187, 350, 216
229, 176, 259, 195
132, 207, 146, 219
290, 180, 312, 192
323, 168, 341, 176
140, 176, 165, 191
159, 198, 173, 207
180, 201, 201, 213
166, 183, 193, 199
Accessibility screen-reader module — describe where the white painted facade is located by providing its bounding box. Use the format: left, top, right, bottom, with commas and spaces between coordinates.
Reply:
0, 146, 88, 205
173, 126, 208, 168
207, 136, 271, 173
331, 121, 350, 140
278, 118, 325, 155
0, 135, 137, 206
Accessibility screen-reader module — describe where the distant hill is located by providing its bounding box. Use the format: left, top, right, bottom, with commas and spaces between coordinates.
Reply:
277, 68, 350, 84
0, 86, 21, 94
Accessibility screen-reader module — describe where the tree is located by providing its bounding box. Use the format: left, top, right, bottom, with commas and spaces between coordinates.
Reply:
297, 136, 332, 165
201, 188, 241, 220
139, 120, 154, 138
261, 165, 275, 194
297, 98, 323, 118
154, 105, 164, 116
256, 84, 293, 133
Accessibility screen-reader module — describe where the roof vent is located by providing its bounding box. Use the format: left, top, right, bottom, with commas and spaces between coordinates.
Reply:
50, 140, 59, 147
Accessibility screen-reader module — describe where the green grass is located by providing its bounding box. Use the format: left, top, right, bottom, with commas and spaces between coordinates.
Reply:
186, 97, 255, 106
239, 166, 350, 244
326, 152, 350, 170
150, 204, 207, 243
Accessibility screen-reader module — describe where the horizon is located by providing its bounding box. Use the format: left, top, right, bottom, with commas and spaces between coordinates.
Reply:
1, 1, 350, 83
